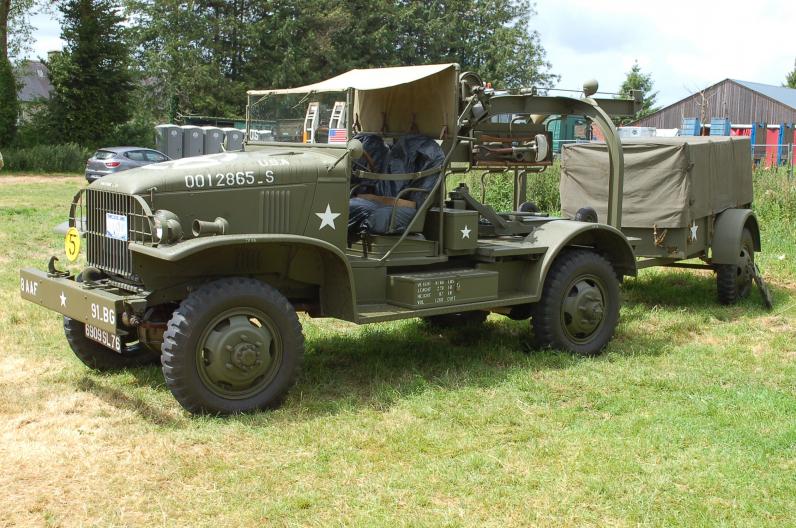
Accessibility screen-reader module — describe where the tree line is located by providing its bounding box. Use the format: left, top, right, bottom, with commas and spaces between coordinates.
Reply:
0, 0, 559, 149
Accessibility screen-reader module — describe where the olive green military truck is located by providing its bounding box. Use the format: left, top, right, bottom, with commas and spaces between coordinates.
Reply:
19, 64, 762, 414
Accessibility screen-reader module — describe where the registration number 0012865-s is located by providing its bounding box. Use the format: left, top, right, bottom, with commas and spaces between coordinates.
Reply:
84, 323, 121, 352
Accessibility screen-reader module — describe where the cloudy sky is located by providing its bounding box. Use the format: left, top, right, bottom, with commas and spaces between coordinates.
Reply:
534, 0, 795, 107
26, 0, 795, 109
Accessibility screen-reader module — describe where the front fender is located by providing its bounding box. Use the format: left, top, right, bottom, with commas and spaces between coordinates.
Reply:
129, 234, 357, 320
527, 220, 637, 296
711, 209, 761, 265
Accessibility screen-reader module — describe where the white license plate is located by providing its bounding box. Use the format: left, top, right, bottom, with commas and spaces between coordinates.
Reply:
105, 212, 128, 241
84, 323, 121, 352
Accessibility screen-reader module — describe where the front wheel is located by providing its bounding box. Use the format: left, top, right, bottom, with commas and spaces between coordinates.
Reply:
161, 278, 304, 415
64, 317, 160, 370
531, 249, 621, 356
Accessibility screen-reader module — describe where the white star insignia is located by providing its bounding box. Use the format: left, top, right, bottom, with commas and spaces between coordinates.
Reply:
315, 204, 341, 230
690, 221, 698, 242
59, 291, 67, 307
461, 225, 471, 239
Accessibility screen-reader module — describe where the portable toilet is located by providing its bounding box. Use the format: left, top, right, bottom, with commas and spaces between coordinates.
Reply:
155, 124, 183, 159
181, 125, 204, 157
223, 128, 244, 151
202, 126, 224, 154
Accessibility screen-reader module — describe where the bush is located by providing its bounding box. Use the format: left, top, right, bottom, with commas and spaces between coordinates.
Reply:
459, 161, 562, 213
103, 118, 156, 149
753, 166, 795, 224
1, 143, 93, 173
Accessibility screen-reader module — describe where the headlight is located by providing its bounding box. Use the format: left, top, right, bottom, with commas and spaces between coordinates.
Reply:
153, 210, 183, 244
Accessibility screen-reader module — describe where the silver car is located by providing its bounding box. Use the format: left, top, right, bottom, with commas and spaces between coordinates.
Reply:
85, 147, 170, 182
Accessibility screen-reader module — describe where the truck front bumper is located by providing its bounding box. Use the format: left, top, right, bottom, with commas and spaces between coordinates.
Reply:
19, 268, 137, 334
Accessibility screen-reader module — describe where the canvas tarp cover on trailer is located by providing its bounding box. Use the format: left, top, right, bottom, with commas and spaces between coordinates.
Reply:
560, 137, 753, 228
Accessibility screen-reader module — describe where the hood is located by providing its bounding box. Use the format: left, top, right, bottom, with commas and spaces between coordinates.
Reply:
90, 145, 346, 195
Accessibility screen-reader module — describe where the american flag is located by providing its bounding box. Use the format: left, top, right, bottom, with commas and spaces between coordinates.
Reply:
328, 128, 348, 143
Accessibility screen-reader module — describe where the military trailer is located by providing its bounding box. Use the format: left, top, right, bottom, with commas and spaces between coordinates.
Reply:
561, 137, 767, 304
19, 63, 760, 415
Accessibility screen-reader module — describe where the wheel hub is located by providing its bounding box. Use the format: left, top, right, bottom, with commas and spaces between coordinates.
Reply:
562, 278, 606, 341
231, 342, 260, 371
198, 312, 278, 398
737, 247, 753, 296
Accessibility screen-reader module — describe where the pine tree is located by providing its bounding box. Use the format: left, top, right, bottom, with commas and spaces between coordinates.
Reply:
617, 61, 659, 125
48, 0, 133, 146
785, 58, 796, 89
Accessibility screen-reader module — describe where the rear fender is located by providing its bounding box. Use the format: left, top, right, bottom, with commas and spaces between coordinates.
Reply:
527, 220, 637, 297
711, 209, 760, 265
130, 235, 356, 320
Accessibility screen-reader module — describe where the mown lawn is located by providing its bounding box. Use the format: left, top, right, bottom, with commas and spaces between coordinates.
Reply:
1, 173, 795, 527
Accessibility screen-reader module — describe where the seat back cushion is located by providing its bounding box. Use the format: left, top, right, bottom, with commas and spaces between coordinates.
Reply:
378, 134, 445, 202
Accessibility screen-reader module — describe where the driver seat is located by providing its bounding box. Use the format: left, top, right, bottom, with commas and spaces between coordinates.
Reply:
349, 134, 443, 235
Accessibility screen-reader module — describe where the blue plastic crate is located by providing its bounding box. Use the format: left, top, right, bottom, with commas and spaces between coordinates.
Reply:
709, 118, 731, 136
681, 118, 701, 136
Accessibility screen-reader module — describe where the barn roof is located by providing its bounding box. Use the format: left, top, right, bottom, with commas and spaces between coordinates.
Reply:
731, 79, 796, 110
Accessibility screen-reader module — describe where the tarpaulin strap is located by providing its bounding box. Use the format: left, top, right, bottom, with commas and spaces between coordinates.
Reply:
353, 166, 442, 181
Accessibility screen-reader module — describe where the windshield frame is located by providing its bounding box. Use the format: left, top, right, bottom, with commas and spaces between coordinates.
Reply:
245, 88, 353, 148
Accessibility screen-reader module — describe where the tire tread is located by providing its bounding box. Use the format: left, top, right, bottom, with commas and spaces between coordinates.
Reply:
161, 277, 303, 414
531, 249, 620, 356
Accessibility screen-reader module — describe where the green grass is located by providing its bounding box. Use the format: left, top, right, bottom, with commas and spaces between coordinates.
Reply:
1, 171, 795, 526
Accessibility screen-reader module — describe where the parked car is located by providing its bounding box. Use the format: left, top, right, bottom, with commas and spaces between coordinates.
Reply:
85, 147, 170, 182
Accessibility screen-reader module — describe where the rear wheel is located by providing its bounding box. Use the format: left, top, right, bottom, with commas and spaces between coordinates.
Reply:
161, 278, 304, 415
63, 317, 159, 371
716, 227, 755, 304
531, 249, 620, 356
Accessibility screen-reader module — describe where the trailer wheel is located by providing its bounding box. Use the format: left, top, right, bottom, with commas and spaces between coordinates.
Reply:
532, 249, 620, 356
716, 227, 754, 305
63, 317, 160, 371
161, 278, 304, 415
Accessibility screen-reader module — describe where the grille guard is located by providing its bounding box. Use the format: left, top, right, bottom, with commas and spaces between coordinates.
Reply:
68, 188, 158, 281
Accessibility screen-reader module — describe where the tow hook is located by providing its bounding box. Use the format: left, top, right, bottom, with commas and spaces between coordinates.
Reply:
47, 256, 70, 278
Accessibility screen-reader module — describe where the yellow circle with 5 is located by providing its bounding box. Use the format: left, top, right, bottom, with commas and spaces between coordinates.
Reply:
64, 227, 81, 262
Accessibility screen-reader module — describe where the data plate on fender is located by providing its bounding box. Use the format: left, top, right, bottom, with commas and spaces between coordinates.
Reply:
84, 323, 121, 352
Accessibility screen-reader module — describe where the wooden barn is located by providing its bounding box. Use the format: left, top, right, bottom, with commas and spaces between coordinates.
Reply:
632, 79, 795, 166
632, 79, 796, 129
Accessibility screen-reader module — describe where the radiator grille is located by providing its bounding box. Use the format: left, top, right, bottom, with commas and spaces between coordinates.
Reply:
81, 189, 154, 281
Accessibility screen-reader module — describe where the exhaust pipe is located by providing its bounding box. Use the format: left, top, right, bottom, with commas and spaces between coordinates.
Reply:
192, 217, 229, 237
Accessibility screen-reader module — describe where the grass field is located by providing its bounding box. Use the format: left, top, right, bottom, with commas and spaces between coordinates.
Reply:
1, 172, 795, 527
